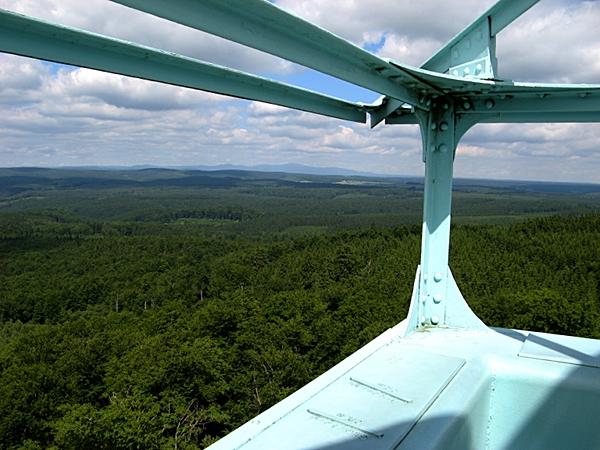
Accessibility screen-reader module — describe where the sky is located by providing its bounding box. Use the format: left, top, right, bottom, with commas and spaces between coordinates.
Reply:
1, 0, 600, 182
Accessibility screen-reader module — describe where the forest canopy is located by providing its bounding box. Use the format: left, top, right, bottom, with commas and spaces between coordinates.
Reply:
1, 168, 600, 449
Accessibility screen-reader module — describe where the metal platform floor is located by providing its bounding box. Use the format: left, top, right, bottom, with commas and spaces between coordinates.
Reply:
208, 323, 600, 450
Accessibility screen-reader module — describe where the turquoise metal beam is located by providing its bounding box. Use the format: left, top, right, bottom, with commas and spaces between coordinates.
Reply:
477, 112, 600, 123
388, 97, 600, 126
405, 102, 486, 334
410, 106, 456, 330
385, 114, 419, 125
377, 86, 600, 128
0, 9, 367, 123
386, 64, 600, 96
462, 92, 600, 115
372, 64, 600, 125
109, 0, 430, 108
422, 0, 541, 75
370, 98, 409, 128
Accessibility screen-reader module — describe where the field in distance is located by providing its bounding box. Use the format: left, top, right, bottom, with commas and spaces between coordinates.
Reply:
2, 167, 600, 237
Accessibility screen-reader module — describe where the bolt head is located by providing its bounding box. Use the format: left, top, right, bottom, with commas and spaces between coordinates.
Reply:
433, 294, 443, 304
485, 99, 495, 109
431, 315, 440, 325
463, 101, 471, 110
433, 272, 443, 282
440, 122, 449, 131
438, 144, 448, 153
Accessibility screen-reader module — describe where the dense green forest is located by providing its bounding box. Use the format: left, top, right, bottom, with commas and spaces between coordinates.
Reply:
2, 168, 600, 449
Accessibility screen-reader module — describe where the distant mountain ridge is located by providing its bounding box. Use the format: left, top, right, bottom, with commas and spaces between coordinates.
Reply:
2, 166, 600, 195
53, 163, 390, 178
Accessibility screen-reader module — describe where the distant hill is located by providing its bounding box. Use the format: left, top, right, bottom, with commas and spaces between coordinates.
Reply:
55, 163, 388, 178
1, 166, 600, 195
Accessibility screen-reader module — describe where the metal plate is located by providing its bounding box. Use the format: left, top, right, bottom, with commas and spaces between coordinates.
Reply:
518, 332, 600, 368
236, 344, 465, 450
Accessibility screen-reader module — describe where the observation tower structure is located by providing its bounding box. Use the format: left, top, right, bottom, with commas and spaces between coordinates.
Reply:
2, 1, 600, 448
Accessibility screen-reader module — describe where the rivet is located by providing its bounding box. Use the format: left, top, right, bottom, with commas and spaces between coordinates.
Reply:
465, 39, 471, 49
420, 316, 427, 326
453, 48, 460, 58
419, 96, 425, 104
442, 103, 449, 110
430, 123, 437, 131
463, 101, 471, 110
433, 294, 443, 304
463, 67, 471, 76
475, 63, 483, 74
452, 70, 459, 76
440, 122, 449, 131
434, 272, 443, 282
485, 99, 495, 109
438, 144, 448, 153
429, 144, 436, 152
431, 315, 440, 325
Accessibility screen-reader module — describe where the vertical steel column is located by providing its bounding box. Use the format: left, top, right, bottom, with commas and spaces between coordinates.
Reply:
419, 100, 455, 327
405, 100, 486, 334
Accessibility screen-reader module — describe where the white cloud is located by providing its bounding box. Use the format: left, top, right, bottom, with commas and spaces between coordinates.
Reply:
0, 0, 599, 182
0, 0, 294, 75
498, 0, 600, 83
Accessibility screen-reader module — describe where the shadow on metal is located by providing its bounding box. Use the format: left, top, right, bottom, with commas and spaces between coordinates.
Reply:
232, 346, 600, 450
493, 349, 600, 450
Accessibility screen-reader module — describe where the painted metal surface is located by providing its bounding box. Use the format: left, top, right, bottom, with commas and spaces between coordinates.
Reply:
208, 325, 600, 450
0, 9, 366, 123
519, 332, 600, 368
422, 0, 541, 76
109, 0, 428, 107
216, 344, 465, 449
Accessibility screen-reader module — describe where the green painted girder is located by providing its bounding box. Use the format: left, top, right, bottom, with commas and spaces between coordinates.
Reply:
392, 63, 600, 96
379, 65, 600, 124
109, 0, 432, 108
477, 112, 600, 123
372, 79, 600, 127
0, 9, 367, 123
385, 88, 600, 124
463, 90, 600, 114
386, 111, 600, 126
370, 0, 542, 125
422, 0, 541, 74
